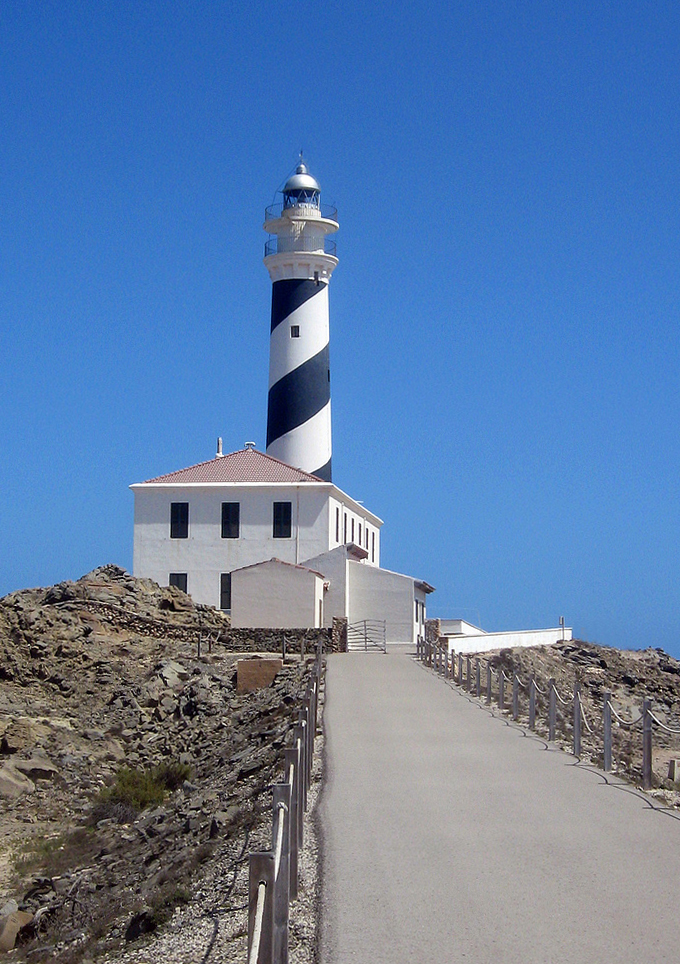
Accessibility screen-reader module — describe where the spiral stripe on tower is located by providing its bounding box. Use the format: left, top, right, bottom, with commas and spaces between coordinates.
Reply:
263, 161, 339, 481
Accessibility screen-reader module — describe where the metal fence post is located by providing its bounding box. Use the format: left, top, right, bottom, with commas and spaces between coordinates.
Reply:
272, 785, 291, 964
458, 654, 463, 685
466, 656, 471, 691
284, 747, 300, 899
529, 677, 536, 730
248, 851, 275, 964
549, 679, 556, 742
498, 671, 504, 710
486, 663, 492, 704
642, 698, 653, 790
294, 722, 307, 829
603, 692, 612, 772
573, 682, 581, 759
475, 658, 481, 698
512, 675, 519, 720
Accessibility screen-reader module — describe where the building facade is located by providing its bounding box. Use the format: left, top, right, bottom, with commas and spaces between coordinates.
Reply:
131, 445, 382, 611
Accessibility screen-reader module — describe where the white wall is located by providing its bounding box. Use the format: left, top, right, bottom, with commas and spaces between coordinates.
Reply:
444, 627, 573, 655
132, 483, 330, 608
327, 495, 380, 566
231, 562, 324, 629
440, 619, 485, 636
301, 545, 349, 627
347, 562, 418, 644
132, 481, 381, 609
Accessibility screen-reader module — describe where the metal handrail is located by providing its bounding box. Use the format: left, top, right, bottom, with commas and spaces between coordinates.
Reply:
265, 201, 338, 222
264, 236, 337, 257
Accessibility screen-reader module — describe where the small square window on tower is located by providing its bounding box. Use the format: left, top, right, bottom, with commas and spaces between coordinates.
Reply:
290, 325, 300, 338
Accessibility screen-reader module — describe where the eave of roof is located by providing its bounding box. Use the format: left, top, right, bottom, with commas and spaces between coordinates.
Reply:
230, 557, 326, 579
130, 447, 384, 526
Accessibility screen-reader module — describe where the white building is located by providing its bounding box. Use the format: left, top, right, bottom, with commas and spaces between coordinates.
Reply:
131, 444, 433, 643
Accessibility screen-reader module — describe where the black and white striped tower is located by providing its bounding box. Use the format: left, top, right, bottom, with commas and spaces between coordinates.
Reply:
264, 160, 338, 481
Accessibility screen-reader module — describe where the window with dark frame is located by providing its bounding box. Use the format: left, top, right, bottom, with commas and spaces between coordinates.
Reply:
169, 573, 187, 593
415, 600, 419, 621
351, 518, 355, 543
371, 531, 375, 562
343, 513, 347, 542
170, 502, 189, 539
220, 573, 232, 610
273, 501, 292, 538
290, 325, 300, 338
358, 523, 362, 545
221, 502, 240, 539
335, 506, 340, 542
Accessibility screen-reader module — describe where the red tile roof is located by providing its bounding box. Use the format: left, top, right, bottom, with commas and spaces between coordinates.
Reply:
141, 447, 326, 484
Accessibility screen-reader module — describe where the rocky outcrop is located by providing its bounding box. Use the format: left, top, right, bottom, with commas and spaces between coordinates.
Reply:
0, 566, 321, 962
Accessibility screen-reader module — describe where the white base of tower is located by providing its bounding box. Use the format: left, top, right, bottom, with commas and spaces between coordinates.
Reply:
266, 400, 332, 477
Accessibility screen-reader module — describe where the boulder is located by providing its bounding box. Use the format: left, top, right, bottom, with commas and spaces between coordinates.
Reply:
0, 909, 33, 952
236, 658, 282, 694
0, 764, 34, 798
13, 757, 59, 781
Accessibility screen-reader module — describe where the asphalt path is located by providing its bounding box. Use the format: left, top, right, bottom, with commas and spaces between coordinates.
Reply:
318, 648, 680, 963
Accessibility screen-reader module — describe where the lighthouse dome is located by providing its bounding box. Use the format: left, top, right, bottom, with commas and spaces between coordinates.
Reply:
282, 162, 321, 210
283, 162, 320, 194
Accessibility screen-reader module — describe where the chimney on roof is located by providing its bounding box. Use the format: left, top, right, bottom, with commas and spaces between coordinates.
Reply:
216, 437, 223, 458
244, 441, 256, 450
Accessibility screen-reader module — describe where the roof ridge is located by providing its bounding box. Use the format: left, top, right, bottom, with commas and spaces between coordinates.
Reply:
140, 446, 326, 485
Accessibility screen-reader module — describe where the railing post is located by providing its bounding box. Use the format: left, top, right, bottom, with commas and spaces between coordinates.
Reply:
475, 658, 481, 698
603, 692, 612, 772
272, 785, 291, 964
573, 682, 581, 759
458, 653, 463, 685
248, 851, 275, 964
642, 698, 653, 791
529, 677, 536, 730
486, 663, 492, 704
294, 722, 307, 827
498, 671, 504, 710
512, 675, 519, 720
466, 656, 471, 691
549, 678, 556, 742
284, 747, 300, 899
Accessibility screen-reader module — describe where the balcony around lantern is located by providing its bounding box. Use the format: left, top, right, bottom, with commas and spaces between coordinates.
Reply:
264, 236, 337, 257
264, 201, 338, 222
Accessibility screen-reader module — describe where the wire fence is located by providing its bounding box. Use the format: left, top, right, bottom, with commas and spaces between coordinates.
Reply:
416, 637, 680, 792
246, 646, 322, 963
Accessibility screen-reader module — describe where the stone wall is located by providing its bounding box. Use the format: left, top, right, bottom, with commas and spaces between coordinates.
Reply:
214, 617, 348, 656
216, 626, 333, 656
332, 616, 348, 653
425, 618, 442, 644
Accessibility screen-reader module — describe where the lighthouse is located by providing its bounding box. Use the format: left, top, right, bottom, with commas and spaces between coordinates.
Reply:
264, 160, 339, 481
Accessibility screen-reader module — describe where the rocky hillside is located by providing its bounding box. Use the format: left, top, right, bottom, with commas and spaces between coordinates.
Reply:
0, 566, 319, 962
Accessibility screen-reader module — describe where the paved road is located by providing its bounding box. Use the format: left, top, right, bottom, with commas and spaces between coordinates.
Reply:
319, 648, 680, 964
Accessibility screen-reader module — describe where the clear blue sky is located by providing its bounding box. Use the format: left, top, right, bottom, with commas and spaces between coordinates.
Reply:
1, 2, 678, 653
